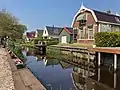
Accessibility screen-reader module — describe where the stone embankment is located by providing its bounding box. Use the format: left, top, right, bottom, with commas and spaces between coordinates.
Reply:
0, 48, 15, 90
0, 48, 46, 90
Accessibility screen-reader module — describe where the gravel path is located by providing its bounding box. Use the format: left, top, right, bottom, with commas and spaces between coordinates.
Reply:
0, 48, 15, 90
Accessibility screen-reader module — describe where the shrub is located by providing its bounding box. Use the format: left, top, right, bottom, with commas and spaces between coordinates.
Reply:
95, 32, 120, 47
33, 38, 58, 45
46, 41, 59, 46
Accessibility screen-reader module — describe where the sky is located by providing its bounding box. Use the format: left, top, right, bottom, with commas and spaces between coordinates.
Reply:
0, 0, 120, 31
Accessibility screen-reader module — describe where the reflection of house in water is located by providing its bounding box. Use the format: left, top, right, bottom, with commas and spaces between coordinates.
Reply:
43, 59, 59, 67
59, 61, 73, 69
71, 64, 120, 90
100, 53, 120, 68
72, 66, 94, 90
26, 50, 34, 56
35, 55, 45, 61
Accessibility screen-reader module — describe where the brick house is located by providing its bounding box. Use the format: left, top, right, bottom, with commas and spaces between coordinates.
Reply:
72, 4, 120, 44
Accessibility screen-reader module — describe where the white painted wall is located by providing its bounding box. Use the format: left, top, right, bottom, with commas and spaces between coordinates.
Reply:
35, 30, 38, 38
43, 27, 49, 37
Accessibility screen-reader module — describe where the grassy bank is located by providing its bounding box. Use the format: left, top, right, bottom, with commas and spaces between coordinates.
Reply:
21, 43, 35, 47
58, 43, 93, 48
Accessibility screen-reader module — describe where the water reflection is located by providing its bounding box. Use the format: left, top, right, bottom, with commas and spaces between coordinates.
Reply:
22, 47, 120, 90
22, 49, 75, 90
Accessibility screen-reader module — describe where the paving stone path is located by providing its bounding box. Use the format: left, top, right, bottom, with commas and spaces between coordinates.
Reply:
0, 48, 15, 90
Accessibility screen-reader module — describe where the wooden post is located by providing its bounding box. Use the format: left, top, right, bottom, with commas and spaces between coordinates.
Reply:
98, 52, 101, 67
98, 68, 100, 81
114, 72, 117, 89
114, 54, 117, 71
88, 52, 90, 63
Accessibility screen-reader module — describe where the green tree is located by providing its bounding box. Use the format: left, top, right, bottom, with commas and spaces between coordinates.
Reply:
0, 9, 27, 39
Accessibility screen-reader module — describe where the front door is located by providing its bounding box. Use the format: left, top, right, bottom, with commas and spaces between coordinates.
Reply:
61, 36, 67, 43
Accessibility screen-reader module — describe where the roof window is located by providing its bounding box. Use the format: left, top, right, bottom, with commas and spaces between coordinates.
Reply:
115, 17, 120, 23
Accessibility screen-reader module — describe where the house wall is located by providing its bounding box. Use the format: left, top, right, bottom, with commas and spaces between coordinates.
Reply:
73, 11, 98, 44
99, 23, 120, 32
73, 11, 96, 29
59, 29, 72, 43
86, 11, 96, 25
112, 25, 120, 32
77, 39, 94, 44
43, 27, 49, 37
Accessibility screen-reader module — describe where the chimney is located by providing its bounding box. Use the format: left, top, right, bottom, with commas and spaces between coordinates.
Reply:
106, 10, 111, 14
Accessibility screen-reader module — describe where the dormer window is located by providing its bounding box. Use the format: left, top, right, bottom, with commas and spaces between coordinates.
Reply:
76, 13, 86, 21
115, 17, 120, 23
76, 13, 86, 26
45, 30, 46, 34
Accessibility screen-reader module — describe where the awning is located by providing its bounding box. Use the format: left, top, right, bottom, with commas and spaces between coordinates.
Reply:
76, 13, 86, 21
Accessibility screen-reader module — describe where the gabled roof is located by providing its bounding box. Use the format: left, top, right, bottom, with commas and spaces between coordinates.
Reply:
93, 10, 120, 24
59, 27, 74, 35
72, 4, 120, 27
26, 31, 36, 38
44, 59, 59, 66
36, 29, 43, 36
59, 61, 72, 69
65, 27, 73, 34
46, 26, 62, 36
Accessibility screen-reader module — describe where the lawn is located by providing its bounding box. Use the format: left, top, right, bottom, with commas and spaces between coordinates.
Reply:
58, 43, 93, 48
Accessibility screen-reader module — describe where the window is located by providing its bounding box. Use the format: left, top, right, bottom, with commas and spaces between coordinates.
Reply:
45, 30, 46, 34
79, 20, 86, 26
88, 25, 93, 39
79, 27, 84, 39
83, 27, 88, 39
79, 25, 94, 39
100, 24, 111, 32
115, 17, 120, 23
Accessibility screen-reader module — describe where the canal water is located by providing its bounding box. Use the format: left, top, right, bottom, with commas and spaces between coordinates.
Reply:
21, 47, 120, 90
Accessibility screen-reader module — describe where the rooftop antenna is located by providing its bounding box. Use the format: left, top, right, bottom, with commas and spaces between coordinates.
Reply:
106, 0, 111, 14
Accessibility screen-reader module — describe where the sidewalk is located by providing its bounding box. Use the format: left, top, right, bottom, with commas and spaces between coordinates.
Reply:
0, 48, 15, 90
0, 48, 46, 90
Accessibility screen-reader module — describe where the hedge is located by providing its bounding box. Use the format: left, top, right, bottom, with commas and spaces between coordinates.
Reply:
95, 32, 120, 47
33, 38, 58, 46
46, 41, 59, 46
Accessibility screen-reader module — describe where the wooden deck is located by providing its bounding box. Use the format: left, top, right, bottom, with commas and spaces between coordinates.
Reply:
7, 51, 46, 90
89, 47, 120, 54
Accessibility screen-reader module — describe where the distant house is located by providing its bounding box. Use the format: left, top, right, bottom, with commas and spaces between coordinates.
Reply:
72, 4, 120, 44
59, 27, 75, 43
35, 29, 44, 38
26, 31, 36, 41
42, 26, 62, 40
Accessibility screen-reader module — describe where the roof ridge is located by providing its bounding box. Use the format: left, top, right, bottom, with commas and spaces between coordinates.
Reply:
64, 27, 73, 29
46, 26, 62, 28
93, 9, 120, 17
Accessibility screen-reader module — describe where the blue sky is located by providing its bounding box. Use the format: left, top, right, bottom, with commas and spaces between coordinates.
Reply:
0, 0, 120, 31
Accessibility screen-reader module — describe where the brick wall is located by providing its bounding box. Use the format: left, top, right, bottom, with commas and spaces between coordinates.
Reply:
78, 39, 94, 44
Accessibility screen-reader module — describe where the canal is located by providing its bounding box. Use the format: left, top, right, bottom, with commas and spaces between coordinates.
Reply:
20, 47, 120, 90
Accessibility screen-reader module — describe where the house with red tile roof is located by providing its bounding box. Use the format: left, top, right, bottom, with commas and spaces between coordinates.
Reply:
26, 31, 36, 41
59, 27, 77, 43
72, 4, 120, 44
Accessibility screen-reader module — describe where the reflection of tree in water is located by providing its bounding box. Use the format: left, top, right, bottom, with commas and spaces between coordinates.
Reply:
10, 46, 27, 63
